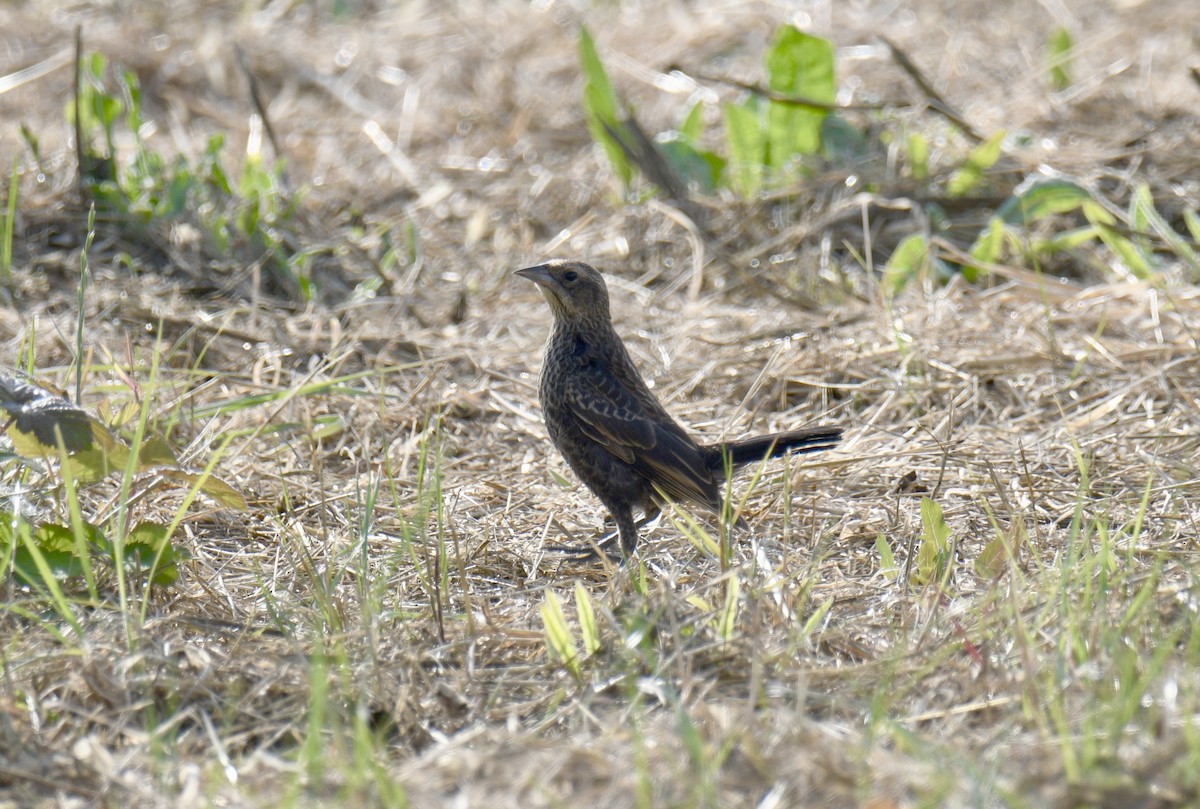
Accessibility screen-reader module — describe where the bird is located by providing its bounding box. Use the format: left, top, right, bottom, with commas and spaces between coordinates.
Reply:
515, 259, 841, 558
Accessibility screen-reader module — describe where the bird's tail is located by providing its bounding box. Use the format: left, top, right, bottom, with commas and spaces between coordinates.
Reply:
709, 426, 842, 470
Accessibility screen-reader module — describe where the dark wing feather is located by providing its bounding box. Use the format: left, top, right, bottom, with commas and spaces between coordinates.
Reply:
564, 360, 718, 507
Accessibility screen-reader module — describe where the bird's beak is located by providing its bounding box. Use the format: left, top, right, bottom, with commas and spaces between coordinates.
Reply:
515, 264, 554, 289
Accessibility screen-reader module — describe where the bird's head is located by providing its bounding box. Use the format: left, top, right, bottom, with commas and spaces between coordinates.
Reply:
515, 260, 611, 327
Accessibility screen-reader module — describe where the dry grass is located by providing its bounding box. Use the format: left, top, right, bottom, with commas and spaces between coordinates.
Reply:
2, 1, 1200, 807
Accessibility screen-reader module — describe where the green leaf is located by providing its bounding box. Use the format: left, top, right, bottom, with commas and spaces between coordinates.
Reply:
1131, 183, 1200, 275
875, 533, 898, 581
120, 68, 144, 130
155, 468, 249, 510
310, 413, 348, 442
947, 131, 1005, 197
575, 580, 600, 656
578, 26, 632, 187
114, 521, 181, 587
1183, 208, 1200, 244
907, 132, 929, 180
976, 536, 1007, 579
3, 518, 103, 586
680, 101, 705, 143
655, 136, 724, 194
137, 435, 179, 467
976, 521, 1026, 579
1048, 27, 1074, 91
820, 114, 869, 162
764, 26, 834, 167
966, 216, 1008, 280
1, 516, 83, 631
1081, 199, 1116, 225
1032, 225, 1102, 254
1084, 203, 1154, 279
540, 590, 580, 677
997, 179, 1093, 225
915, 497, 952, 585
882, 234, 930, 298
723, 101, 765, 197
801, 596, 834, 637
62, 422, 128, 484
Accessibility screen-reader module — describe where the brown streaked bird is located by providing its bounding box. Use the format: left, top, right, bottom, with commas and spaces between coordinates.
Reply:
516, 259, 841, 557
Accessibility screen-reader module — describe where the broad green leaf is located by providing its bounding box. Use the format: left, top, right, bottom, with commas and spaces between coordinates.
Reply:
977, 516, 1027, 579
1048, 27, 1074, 91
921, 497, 951, 547
63, 423, 128, 483
575, 580, 600, 656
7, 417, 127, 484
2, 517, 83, 631
997, 179, 1093, 225
976, 535, 1008, 579
765, 26, 834, 167
947, 131, 1005, 197
656, 136, 724, 194
4, 519, 103, 586
875, 533, 898, 580
137, 435, 179, 467
1081, 199, 1116, 225
915, 497, 952, 585
882, 234, 930, 297
540, 590, 579, 677
680, 101, 705, 143
907, 132, 929, 180
723, 101, 765, 196
578, 27, 632, 187
116, 521, 181, 587
966, 216, 1008, 279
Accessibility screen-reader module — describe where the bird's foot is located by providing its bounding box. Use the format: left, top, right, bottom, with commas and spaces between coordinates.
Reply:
545, 528, 625, 562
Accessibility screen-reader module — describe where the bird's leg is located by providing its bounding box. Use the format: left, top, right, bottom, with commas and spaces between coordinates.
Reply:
634, 502, 661, 531
613, 507, 640, 557
546, 501, 640, 561
545, 507, 628, 562
546, 532, 620, 561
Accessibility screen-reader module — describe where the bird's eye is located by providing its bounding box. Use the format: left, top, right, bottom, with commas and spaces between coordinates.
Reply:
563, 270, 578, 283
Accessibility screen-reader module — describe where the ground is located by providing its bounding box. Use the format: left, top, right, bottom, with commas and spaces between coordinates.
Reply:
2, 1, 1200, 807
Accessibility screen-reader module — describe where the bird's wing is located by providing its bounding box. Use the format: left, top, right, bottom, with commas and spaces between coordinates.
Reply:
565, 362, 717, 507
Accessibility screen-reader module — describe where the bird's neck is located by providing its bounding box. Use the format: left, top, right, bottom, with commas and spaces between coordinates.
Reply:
548, 316, 620, 360
551, 314, 607, 339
